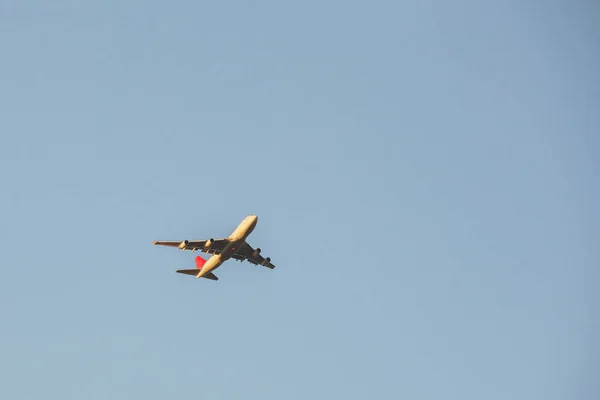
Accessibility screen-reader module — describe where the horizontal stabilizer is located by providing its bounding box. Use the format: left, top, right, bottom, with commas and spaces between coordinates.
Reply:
176, 269, 219, 280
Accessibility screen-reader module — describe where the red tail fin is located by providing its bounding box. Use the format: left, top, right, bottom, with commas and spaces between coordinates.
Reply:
195, 256, 207, 269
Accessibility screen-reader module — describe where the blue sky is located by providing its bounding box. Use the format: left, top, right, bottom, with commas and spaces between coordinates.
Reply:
0, 1, 597, 399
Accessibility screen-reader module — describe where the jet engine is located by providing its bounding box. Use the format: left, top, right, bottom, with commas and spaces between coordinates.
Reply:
262, 257, 271, 266
178, 240, 189, 250
252, 248, 261, 258
204, 238, 214, 249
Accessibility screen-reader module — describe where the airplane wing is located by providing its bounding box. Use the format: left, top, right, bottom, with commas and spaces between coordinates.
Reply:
233, 242, 276, 269
153, 238, 229, 254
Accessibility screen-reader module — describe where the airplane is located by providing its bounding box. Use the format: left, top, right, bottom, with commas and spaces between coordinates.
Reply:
152, 214, 275, 281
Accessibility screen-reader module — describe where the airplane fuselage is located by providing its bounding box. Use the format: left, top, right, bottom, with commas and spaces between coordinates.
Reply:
197, 215, 258, 278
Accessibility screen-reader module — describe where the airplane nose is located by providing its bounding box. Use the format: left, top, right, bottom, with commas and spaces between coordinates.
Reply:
249, 214, 258, 228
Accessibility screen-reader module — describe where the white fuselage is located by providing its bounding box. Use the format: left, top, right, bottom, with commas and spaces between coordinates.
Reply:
196, 215, 258, 278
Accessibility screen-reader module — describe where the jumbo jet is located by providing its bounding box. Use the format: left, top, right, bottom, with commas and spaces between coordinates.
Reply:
152, 214, 275, 281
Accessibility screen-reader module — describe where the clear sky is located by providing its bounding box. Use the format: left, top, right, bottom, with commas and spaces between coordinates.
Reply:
0, 1, 597, 399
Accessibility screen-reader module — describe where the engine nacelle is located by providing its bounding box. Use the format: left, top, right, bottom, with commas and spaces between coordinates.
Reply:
204, 238, 214, 249
178, 240, 189, 250
252, 248, 261, 258
262, 257, 271, 266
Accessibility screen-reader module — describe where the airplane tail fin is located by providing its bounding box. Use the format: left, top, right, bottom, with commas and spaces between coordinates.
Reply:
176, 269, 218, 280
174, 255, 218, 280
195, 255, 207, 269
